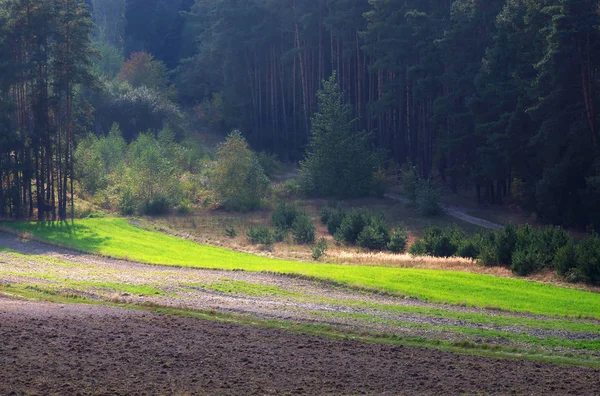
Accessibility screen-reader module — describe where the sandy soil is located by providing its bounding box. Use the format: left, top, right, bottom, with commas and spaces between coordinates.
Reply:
1, 298, 599, 396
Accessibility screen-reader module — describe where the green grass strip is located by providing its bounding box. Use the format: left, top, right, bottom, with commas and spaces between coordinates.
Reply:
319, 311, 600, 352
4, 218, 600, 319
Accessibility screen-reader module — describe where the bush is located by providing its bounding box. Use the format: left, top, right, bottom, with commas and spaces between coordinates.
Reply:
211, 131, 269, 211
498, 223, 519, 265
535, 226, 570, 267
508, 225, 569, 275
319, 205, 334, 224
291, 212, 316, 244
565, 268, 590, 284
274, 228, 288, 243
224, 225, 237, 238
141, 195, 172, 215
575, 234, 600, 284
457, 234, 482, 260
409, 239, 428, 256
334, 208, 371, 245
478, 224, 517, 266
321, 206, 347, 236
416, 181, 442, 216
511, 247, 543, 276
388, 228, 409, 253
257, 152, 280, 179
421, 227, 464, 258
357, 213, 391, 250
118, 188, 136, 216
554, 242, 577, 276
358, 226, 388, 251
283, 179, 302, 196
335, 209, 369, 244
247, 225, 274, 245
177, 200, 194, 215
272, 202, 300, 231
400, 163, 420, 205
312, 238, 328, 261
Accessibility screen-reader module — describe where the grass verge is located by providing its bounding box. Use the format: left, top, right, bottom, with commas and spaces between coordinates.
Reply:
3, 218, 600, 319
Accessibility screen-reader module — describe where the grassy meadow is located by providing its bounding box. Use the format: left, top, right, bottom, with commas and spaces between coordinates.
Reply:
4, 217, 600, 319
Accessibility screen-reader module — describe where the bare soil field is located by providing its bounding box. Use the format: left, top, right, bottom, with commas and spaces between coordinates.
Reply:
1, 298, 599, 396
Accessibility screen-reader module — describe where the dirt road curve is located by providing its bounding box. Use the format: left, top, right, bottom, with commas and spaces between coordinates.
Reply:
384, 193, 504, 230
1, 299, 598, 395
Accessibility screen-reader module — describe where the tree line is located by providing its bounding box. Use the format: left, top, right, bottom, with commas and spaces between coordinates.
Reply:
0, 0, 93, 220
2, 0, 600, 229
174, 0, 600, 228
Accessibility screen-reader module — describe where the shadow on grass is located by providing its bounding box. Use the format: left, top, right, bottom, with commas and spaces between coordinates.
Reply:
1, 220, 109, 256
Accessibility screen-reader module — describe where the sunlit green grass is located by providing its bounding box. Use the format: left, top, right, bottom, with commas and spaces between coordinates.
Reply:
184, 279, 299, 298
5, 217, 600, 318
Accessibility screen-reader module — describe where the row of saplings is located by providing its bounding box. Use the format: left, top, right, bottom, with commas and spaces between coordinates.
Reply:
246, 202, 600, 285
409, 224, 600, 285
244, 203, 410, 259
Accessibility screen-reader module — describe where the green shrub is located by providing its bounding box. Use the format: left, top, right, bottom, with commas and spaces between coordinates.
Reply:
554, 242, 577, 276
511, 247, 543, 276
457, 235, 482, 260
291, 212, 316, 244
421, 227, 464, 258
141, 195, 172, 215
272, 201, 300, 231
257, 152, 280, 179
224, 225, 237, 238
416, 181, 442, 216
477, 232, 500, 266
358, 225, 389, 251
409, 239, 428, 256
477, 224, 518, 266
335, 208, 371, 244
312, 238, 328, 261
324, 206, 347, 236
400, 163, 420, 205
334, 208, 389, 247
118, 188, 136, 216
319, 205, 334, 224
388, 228, 409, 253
534, 226, 570, 267
357, 213, 391, 250
575, 235, 600, 284
283, 179, 302, 196
247, 225, 274, 245
498, 223, 519, 265
274, 228, 288, 243
211, 131, 269, 211
86, 211, 106, 219
509, 225, 569, 275
177, 200, 194, 215
565, 268, 590, 284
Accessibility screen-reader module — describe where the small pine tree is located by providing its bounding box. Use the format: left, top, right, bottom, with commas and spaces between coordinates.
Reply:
300, 72, 382, 198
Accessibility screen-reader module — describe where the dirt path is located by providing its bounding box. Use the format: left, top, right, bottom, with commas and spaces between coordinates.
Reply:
385, 193, 504, 230
1, 298, 599, 396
